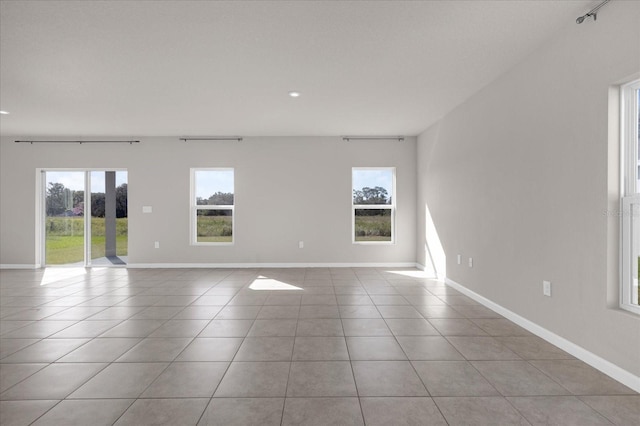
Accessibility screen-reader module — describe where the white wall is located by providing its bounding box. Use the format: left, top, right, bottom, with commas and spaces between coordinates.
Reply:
0, 136, 416, 266
417, 1, 640, 377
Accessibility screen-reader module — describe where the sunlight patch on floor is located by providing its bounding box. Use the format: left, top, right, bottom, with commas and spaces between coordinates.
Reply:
40, 267, 88, 286
249, 276, 303, 291
385, 270, 430, 279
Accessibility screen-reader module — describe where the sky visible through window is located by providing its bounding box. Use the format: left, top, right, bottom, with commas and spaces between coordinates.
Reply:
45, 171, 127, 192
195, 170, 234, 199
353, 169, 393, 195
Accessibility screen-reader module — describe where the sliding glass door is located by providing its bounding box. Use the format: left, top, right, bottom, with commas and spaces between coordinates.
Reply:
44, 171, 86, 265
43, 170, 128, 266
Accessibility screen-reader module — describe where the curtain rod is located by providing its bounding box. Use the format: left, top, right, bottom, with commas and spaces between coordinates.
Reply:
15, 140, 140, 144
342, 136, 405, 142
180, 137, 243, 142
576, 0, 611, 24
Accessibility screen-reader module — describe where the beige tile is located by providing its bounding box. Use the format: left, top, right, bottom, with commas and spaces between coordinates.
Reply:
530, 360, 636, 395
396, 336, 464, 361
1, 321, 79, 339
228, 294, 269, 306
580, 395, 640, 426
447, 336, 521, 360
153, 295, 199, 306
172, 306, 223, 319
292, 337, 349, 361
198, 320, 253, 337
470, 319, 531, 336
147, 319, 209, 337
508, 396, 614, 426
114, 398, 208, 426
412, 361, 499, 397
193, 295, 234, 305
377, 306, 423, 319
176, 337, 243, 361
1, 338, 89, 363
287, 361, 356, 396
282, 397, 364, 426
339, 306, 381, 319
298, 305, 340, 319
69, 362, 168, 399
337, 295, 374, 306
360, 397, 447, 426
215, 306, 261, 320
214, 362, 290, 397
0, 363, 47, 393
264, 295, 301, 306
85, 306, 145, 320
342, 319, 391, 336
0, 400, 58, 426
346, 337, 406, 360
57, 338, 141, 362
247, 319, 297, 337
473, 360, 569, 396
98, 319, 166, 338
415, 305, 464, 318
1, 363, 106, 400
46, 307, 109, 321
32, 399, 133, 426
116, 337, 192, 362
452, 305, 502, 318
296, 319, 343, 336
434, 396, 530, 425
257, 305, 300, 319
495, 336, 574, 360
141, 362, 228, 397
234, 337, 294, 361
0, 339, 39, 359
198, 398, 284, 426
428, 319, 488, 336
370, 295, 409, 305
352, 361, 428, 396
301, 295, 337, 305
386, 319, 439, 336
129, 306, 183, 320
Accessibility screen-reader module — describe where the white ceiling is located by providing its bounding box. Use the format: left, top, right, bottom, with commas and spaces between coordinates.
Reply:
0, 0, 592, 137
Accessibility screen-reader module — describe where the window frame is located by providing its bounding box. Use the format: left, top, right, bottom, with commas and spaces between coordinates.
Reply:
190, 167, 235, 246
351, 167, 396, 245
620, 79, 640, 314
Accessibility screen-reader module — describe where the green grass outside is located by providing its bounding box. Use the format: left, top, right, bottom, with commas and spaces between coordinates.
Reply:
46, 217, 127, 265
354, 215, 391, 242
197, 216, 232, 243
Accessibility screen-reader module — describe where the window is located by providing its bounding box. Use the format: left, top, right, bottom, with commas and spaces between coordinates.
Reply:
191, 168, 234, 244
621, 79, 640, 313
352, 167, 395, 243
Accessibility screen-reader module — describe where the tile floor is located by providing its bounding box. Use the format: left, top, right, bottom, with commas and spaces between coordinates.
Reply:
0, 267, 637, 425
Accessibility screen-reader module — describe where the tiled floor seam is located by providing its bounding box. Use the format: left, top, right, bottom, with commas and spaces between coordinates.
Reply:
339, 286, 367, 426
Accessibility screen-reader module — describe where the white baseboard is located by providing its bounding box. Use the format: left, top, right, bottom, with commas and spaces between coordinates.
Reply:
0, 264, 38, 269
127, 262, 421, 269
445, 277, 640, 393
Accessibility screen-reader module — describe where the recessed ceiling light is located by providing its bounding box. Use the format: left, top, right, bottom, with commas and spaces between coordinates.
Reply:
0, 111, 9, 115
288, 91, 300, 98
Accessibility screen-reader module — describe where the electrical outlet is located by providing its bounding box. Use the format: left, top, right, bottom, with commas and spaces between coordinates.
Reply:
299, 241, 304, 249
543, 280, 551, 297
143, 206, 152, 213
468, 257, 473, 268
457, 254, 461, 265
154, 241, 160, 249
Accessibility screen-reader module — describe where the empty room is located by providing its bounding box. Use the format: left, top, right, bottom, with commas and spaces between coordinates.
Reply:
0, 1, 639, 425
